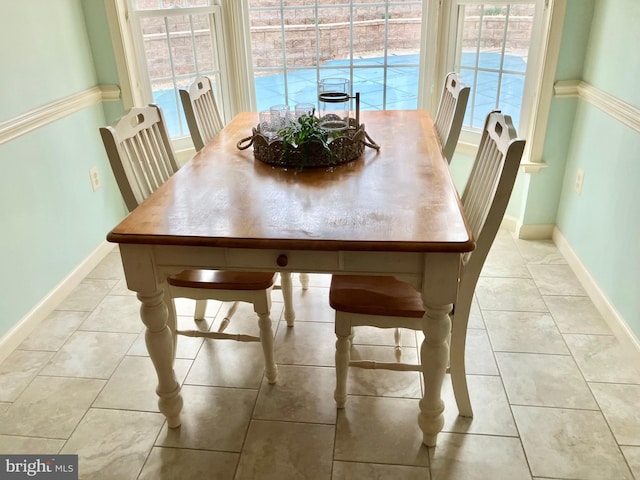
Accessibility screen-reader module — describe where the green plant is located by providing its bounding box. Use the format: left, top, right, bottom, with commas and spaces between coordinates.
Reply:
277, 111, 333, 163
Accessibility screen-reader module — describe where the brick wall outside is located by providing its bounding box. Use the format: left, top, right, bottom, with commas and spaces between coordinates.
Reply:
138, 3, 534, 80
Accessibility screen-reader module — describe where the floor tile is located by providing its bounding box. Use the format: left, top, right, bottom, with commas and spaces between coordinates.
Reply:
235, 420, 334, 480
332, 461, 429, 479
441, 375, 518, 436
274, 320, 335, 366
467, 296, 485, 329
429, 433, 531, 480
484, 311, 569, 354
481, 233, 531, 278
334, 396, 429, 466
621, 446, 640, 478
543, 295, 611, 334
589, 383, 640, 445
514, 238, 566, 265
185, 339, 267, 388
61, 408, 164, 480
528, 264, 586, 296
93, 355, 192, 412
464, 329, 499, 375
0, 376, 104, 438
108, 278, 136, 296
0, 350, 53, 402
19, 310, 88, 351
85, 251, 125, 280
78, 294, 145, 333
476, 277, 548, 312
138, 447, 239, 480
496, 352, 598, 409
512, 405, 633, 480
155, 384, 256, 451
351, 326, 417, 347
346, 344, 423, 399
289, 285, 335, 323
40, 331, 137, 379
0, 435, 65, 454
128, 315, 208, 359
253, 364, 337, 424
56, 279, 117, 311
564, 334, 640, 383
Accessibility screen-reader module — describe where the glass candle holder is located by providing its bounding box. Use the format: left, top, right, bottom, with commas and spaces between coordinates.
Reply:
318, 78, 350, 131
269, 104, 291, 130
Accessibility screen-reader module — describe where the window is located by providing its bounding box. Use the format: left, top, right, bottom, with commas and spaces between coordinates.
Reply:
128, 0, 227, 139
444, 1, 536, 134
247, 0, 424, 112
107, 0, 562, 164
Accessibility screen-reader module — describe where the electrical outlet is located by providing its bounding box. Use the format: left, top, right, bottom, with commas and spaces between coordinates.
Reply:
89, 167, 101, 191
574, 168, 584, 195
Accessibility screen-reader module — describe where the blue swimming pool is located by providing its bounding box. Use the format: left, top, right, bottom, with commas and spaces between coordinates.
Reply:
155, 52, 525, 138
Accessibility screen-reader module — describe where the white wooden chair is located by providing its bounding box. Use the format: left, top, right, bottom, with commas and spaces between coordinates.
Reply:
433, 72, 470, 163
99, 104, 294, 383
179, 76, 225, 152
330, 110, 525, 415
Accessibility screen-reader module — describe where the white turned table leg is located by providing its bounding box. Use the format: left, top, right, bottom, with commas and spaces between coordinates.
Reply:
257, 312, 278, 384
418, 252, 460, 446
139, 290, 183, 428
280, 271, 295, 327
418, 302, 452, 447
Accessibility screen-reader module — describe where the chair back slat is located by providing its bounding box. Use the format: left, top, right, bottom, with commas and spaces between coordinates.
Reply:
460, 110, 525, 275
434, 72, 470, 162
180, 76, 224, 151
100, 104, 178, 212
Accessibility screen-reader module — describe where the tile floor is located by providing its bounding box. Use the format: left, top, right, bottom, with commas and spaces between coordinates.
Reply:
1, 230, 639, 479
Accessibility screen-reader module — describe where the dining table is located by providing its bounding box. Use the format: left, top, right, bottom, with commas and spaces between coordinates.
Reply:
106, 109, 474, 447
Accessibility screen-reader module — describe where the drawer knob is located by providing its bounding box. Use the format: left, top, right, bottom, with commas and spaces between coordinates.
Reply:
276, 254, 288, 267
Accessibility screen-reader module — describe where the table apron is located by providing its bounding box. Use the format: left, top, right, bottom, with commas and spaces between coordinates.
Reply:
118, 244, 461, 293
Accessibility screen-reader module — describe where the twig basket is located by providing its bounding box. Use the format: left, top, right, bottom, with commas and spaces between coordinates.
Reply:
237, 117, 379, 169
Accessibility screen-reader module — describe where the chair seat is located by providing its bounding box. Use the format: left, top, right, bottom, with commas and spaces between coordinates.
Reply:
169, 270, 276, 290
329, 275, 425, 318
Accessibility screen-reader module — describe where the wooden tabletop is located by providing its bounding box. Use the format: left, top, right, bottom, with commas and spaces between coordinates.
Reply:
107, 110, 473, 253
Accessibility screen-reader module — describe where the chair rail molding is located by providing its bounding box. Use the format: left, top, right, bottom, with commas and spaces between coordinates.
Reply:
0, 85, 121, 146
555, 80, 640, 134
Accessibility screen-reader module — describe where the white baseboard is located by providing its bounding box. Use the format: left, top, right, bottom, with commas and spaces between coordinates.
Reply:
553, 227, 640, 359
0, 241, 115, 364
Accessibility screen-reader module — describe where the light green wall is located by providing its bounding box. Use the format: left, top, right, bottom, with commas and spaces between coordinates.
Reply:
556, 0, 640, 337
80, 0, 126, 123
519, 0, 595, 226
0, 0, 126, 337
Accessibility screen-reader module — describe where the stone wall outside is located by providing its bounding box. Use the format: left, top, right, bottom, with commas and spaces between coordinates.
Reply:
137, 3, 534, 80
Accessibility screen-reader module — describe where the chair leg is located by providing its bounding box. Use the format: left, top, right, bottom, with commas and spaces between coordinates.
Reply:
218, 301, 239, 333
394, 328, 402, 361
449, 317, 473, 417
280, 272, 295, 327
257, 311, 278, 384
334, 323, 351, 408
299, 273, 310, 290
194, 300, 207, 321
